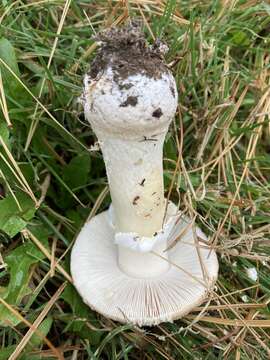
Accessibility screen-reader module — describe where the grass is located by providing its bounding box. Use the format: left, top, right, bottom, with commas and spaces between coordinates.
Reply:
0, 0, 270, 358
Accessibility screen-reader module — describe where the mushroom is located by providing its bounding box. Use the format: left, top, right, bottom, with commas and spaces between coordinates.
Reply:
71, 22, 218, 326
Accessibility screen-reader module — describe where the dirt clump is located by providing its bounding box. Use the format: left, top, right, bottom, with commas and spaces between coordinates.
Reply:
119, 96, 138, 107
89, 20, 169, 83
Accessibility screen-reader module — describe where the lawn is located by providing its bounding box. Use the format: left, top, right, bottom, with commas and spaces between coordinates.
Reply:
0, 0, 270, 359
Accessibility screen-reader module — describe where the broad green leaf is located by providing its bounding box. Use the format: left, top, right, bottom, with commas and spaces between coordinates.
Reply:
2, 215, 26, 237
28, 316, 53, 347
0, 226, 50, 326
61, 283, 90, 326
0, 122, 10, 147
0, 346, 17, 360
0, 38, 20, 76
63, 153, 91, 190
66, 208, 84, 229
0, 38, 30, 107
18, 163, 36, 188
0, 191, 36, 237
61, 284, 101, 344
0, 37, 20, 95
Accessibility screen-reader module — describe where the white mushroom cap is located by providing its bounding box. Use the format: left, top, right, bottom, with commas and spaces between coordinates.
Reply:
71, 204, 218, 326
83, 21, 177, 140
84, 68, 177, 139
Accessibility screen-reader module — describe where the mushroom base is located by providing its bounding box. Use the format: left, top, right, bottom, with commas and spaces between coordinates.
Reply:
71, 207, 219, 326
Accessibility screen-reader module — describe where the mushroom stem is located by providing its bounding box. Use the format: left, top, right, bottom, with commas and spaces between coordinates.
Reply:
118, 241, 168, 278
97, 133, 170, 277
99, 136, 166, 236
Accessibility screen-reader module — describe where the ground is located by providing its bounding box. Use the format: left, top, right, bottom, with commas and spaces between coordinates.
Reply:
0, 1, 270, 359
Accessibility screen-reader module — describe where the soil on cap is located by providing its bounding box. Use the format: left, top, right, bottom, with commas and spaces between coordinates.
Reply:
88, 20, 169, 83
152, 108, 163, 118
119, 96, 138, 107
